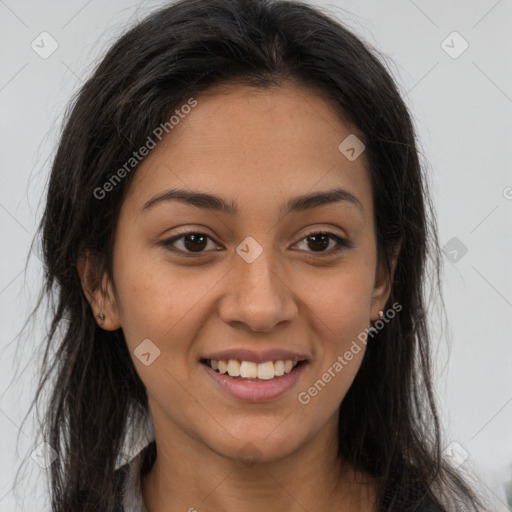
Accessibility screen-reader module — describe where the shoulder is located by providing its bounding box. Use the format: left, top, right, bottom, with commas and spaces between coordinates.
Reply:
378, 475, 447, 512
112, 441, 156, 512
346, 465, 446, 512
394, 495, 446, 512
111, 460, 130, 512
419, 498, 445, 511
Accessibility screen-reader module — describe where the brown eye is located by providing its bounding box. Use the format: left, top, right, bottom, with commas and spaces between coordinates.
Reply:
305, 234, 330, 252
295, 231, 352, 256
182, 233, 208, 252
161, 232, 221, 255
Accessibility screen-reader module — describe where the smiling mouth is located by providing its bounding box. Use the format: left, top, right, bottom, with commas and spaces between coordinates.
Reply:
200, 358, 307, 381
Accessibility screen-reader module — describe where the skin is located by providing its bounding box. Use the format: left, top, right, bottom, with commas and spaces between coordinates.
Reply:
79, 81, 398, 512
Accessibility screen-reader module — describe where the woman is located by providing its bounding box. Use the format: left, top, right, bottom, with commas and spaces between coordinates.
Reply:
29, 0, 487, 510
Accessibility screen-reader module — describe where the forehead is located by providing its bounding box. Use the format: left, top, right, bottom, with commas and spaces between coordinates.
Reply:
123, 82, 373, 221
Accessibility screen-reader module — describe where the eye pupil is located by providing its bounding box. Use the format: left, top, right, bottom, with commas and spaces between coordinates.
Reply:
184, 233, 208, 252
307, 234, 329, 252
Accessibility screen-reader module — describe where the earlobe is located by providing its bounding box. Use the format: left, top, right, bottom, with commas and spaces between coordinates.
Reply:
77, 253, 122, 331
370, 242, 401, 323
370, 262, 392, 322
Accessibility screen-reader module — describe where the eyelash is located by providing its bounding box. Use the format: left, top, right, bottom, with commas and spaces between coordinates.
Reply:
160, 230, 352, 258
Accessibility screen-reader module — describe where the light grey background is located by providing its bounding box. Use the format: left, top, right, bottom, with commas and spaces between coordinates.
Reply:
1, 0, 511, 510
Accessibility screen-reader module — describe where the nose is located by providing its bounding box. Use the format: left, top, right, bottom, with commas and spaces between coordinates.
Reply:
217, 248, 298, 333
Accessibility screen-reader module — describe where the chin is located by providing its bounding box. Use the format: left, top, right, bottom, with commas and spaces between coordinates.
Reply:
206, 426, 306, 465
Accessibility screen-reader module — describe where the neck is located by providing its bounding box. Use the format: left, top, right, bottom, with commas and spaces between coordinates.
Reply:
141, 411, 377, 512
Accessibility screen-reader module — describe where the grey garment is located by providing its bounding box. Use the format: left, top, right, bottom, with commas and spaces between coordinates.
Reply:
120, 445, 150, 512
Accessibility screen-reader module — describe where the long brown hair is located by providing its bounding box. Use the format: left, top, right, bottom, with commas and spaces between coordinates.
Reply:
21, 0, 487, 510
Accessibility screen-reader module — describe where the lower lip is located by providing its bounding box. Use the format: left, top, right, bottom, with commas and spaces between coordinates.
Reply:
201, 362, 308, 402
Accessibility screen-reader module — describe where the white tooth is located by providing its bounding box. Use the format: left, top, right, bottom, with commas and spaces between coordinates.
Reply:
283, 360, 293, 373
211, 359, 219, 371
218, 360, 228, 374
257, 361, 275, 380
274, 360, 285, 376
227, 359, 241, 377
239, 361, 258, 378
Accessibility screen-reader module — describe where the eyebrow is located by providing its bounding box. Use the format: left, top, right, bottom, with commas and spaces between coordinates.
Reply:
142, 187, 364, 216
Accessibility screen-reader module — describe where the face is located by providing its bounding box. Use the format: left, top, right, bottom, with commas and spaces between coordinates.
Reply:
83, 82, 393, 464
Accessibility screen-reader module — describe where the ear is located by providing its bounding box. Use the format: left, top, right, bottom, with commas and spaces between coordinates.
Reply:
77, 252, 121, 331
370, 241, 401, 323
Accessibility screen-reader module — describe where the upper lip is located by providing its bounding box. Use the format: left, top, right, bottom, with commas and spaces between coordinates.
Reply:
201, 348, 309, 364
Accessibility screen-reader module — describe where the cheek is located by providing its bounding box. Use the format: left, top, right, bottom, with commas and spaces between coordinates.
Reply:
294, 268, 374, 419
112, 243, 222, 360
300, 261, 376, 341
292, 254, 376, 406
112, 254, 208, 411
